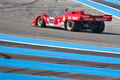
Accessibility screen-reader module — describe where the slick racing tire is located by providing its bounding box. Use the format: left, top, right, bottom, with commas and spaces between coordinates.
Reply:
37, 16, 46, 27
66, 20, 80, 31
90, 21, 105, 33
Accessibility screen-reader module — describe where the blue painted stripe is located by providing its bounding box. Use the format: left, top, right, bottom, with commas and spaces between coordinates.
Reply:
0, 46, 120, 64
76, 0, 120, 18
104, 0, 120, 5
0, 72, 76, 80
0, 58, 120, 77
0, 34, 120, 53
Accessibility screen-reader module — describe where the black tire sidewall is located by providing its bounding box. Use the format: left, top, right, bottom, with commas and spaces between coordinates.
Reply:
91, 21, 105, 33
37, 16, 46, 27
66, 21, 80, 31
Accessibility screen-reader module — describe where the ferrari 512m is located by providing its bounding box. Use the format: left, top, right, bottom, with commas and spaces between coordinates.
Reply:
31, 9, 112, 33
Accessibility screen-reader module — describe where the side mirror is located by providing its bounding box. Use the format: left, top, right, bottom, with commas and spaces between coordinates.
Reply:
64, 9, 68, 11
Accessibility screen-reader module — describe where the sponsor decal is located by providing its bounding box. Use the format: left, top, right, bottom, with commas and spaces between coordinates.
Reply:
63, 17, 66, 21
47, 18, 49, 21
73, 17, 78, 20
44, 18, 46, 20
96, 18, 107, 21
49, 17, 54, 25
84, 18, 93, 21
68, 16, 72, 20
57, 19, 60, 22
68, 16, 78, 20
61, 22, 64, 25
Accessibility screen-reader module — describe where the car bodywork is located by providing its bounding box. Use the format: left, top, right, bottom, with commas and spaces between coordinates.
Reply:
31, 9, 112, 33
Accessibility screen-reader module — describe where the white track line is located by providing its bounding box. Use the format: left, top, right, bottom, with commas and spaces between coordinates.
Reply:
0, 39, 120, 54
74, 0, 120, 19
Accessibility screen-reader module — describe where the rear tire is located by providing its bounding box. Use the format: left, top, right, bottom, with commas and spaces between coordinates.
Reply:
66, 20, 80, 31
90, 21, 105, 33
37, 16, 46, 27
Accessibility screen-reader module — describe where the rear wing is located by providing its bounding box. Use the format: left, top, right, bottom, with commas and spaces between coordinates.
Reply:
80, 15, 112, 21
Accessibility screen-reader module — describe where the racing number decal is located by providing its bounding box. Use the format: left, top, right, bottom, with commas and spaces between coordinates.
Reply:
49, 17, 54, 24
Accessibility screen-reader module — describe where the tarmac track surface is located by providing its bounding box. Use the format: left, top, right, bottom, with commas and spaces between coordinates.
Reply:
0, 0, 120, 80
0, 0, 120, 48
0, 41, 120, 80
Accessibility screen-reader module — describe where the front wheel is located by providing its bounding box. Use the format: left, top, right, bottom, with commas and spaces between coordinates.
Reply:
66, 20, 80, 31
37, 16, 46, 27
90, 21, 105, 33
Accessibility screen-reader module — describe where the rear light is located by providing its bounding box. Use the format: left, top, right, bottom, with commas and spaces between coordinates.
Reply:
82, 15, 90, 18
103, 15, 111, 18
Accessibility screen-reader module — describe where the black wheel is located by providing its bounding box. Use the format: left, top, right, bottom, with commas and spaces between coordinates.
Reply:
90, 21, 105, 33
66, 20, 80, 31
37, 16, 46, 27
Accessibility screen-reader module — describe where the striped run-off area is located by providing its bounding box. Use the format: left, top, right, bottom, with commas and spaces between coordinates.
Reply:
0, 34, 120, 80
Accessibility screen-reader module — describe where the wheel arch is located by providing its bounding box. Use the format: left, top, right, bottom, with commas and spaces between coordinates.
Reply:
31, 14, 48, 26
64, 20, 68, 30
90, 21, 105, 33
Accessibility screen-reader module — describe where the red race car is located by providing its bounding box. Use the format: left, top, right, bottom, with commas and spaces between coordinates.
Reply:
31, 9, 112, 33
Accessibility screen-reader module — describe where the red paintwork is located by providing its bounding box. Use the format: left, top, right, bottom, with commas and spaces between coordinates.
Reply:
31, 10, 112, 27
31, 14, 48, 26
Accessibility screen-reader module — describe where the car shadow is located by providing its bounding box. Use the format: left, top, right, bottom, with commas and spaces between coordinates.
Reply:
79, 30, 120, 35
42, 26, 65, 30
102, 32, 120, 35
41, 27, 120, 35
